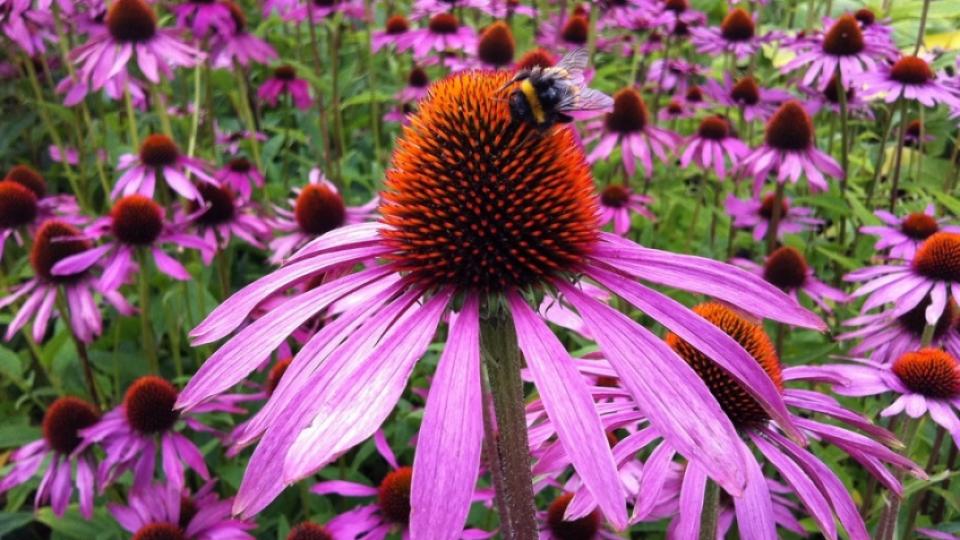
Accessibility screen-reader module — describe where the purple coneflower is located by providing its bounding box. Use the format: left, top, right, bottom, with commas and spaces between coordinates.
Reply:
258, 65, 312, 110
782, 13, 892, 89
49, 195, 209, 291
861, 204, 960, 261
644, 58, 703, 93
0, 0, 53, 55
80, 375, 241, 490
216, 124, 268, 154
279, 0, 365, 22
400, 13, 476, 59
585, 87, 680, 178
216, 157, 265, 200
735, 246, 846, 312
209, 1, 277, 68
690, 7, 772, 59
680, 115, 749, 179
539, 492, 625, 539
847, 232, 960, 324
0, 397, 100, 518
177, 71, 822, 536
857, 54, 960, 109
742, 100, 844, 194
474, 20, 516, 69
172, 0, 234, 37
800, 73, 873, 117
183, 182, 270, 264
372, 14, 413, 52
704, 74, 792, 122
115, 134, 217, 201
397, 66, 431, 103
110, 481, 255, 540
839, 296, 960, 364
1, 220, 133, 343
0, 166, 82, 261
652, 0, 706, 35
539, 13, 591, 51
597, 184, 653, 235
268, 170, 376, 264
69, 0, 202, 98
726, 193, 823, 241
823, 349, 960, 448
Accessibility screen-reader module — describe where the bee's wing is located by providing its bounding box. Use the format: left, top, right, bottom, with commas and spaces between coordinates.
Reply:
555, 48, 590, 86
572, 88, 614, 111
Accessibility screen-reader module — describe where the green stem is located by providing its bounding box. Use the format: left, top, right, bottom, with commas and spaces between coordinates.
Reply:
152, 84, 173, 137
306, 9, 334, 180
698, 480, 721, 540
913, 0, 931, 55
365, 0, 382, 167
889, 99, 909, 212
56, 291, 101, 406
233, 65, 263, 170
866, 103, 896, 205
137, 250, 159, 374
765, 181, 785, 254
124, 84, 140, 149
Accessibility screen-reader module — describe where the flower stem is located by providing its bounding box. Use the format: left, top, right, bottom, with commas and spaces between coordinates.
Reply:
305, 11, 334, 181
137, 249, 159, 374
866, 102, 896, 205
913, 0, 931, 55
152, 84, 173, 137
905, 425, 946, 534
765, 181, 785, 254
56, 291, 101, 407
480, 313, 538, 540
698, 480, 720, 540
233, 65, 263, 170
364, 0, 383, 167
888, 99, 909, 212
124, 83, 140, 149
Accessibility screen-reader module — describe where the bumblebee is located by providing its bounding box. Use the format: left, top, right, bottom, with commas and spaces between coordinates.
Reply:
501, 48, 612, 130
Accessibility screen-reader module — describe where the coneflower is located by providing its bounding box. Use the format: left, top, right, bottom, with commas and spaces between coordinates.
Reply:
704, 74, 793, 122
726, 193, 823, 242
861, 205, 960, 261
114, 134, 217, 200
258, 65, 313, 110
209, 0, 277, 68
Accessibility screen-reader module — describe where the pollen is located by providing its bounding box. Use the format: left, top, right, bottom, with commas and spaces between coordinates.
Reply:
385, 14, 409, 35
408, 66, 429, 88
890, 55, 934, 85
600, 184, 630, 208
765, 101, 813, 152
901, 212, 939, 240
605, 88, 648, 134
140, 134, 181, 168
897, 296, 957, 341
274, 65, 298, 81
720, 8, 755, 42
913, 232, 960, 282
124, 376, 180, 435
106, 0, 158, 43
763, 246, 808, 291
5, 164, 46, 198
30, 221, 92, 283
730, 76, 760, 105
428, 13, 459, 35
111, 194, 165, 246
666, 303, 782, 431
42, 397, 100, 455
478, 21, 515, 67
546, 492, 602, 540
516, 48, 555, 70
191, 183, 236, 227
378, 466, 412, 524
561, 15, 590, 45
0, 181, 38, 229
287, 523, 334, 540
379, 71, 598, 292
131, 524, 184, 540
822, 14, 864, 56
758, 193, 789, 220
294, 183, 346, 236
697, 115, 731, 141
266, 358, 292, 395
892, 348, 960, 399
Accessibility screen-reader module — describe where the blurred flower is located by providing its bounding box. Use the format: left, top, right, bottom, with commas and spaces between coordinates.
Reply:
400, 13, 476, 59
109, 481, 255, 539
539, 492, 625, 539
799, 73, 873, 118
861, 205, 960, 261
596, 184, 653, 235
679, 115, 749, 179
734, 247, 846, 312
210, 1, 277, 68
857, 55, 960, 109
0, 0, 54, 55
652, 0, 705, 35
258, 65, 312, 110
585, 88, 680, 178
839, 296, 960, 364
216, 124, 267, 154
115, 134, 216, 201
0, 397, 100, 518
272, 0, 365, 21
172, 0, 234, 37
178, 71, 822, 536
742, 100, 844, 194
216, 157, 265, 200
644, 58, 703, 93
690, 7, 774, 59
704, 74, 792, 122
0, 165, 82, 262
182, 181, 270, 264
538, 13, 591, 51
475, 20, 515, 69
726, 193, 823, 241
396, 66, 430, 103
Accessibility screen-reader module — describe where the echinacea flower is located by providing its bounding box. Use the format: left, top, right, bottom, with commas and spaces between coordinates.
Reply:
0, 397, 100, 518
399, 13, 476, 59
847, 232, 960, 325
679, 115, 749, 179
258, 65, 312, 110
216, 157, 265, 201
472, 20, 516, 69
652, 0, 706, 35
279, 0, 365, 22
704, 74, 792, 122
782, 13, 892, 89
857, 55, 960, 109
172, 0, 234, 37
183, 182, 270, 264
823, 349, 960, 448
800, 73, 874, 117
644, 58, 703, 93
539, 492, 624, 539
690, 7, 772, 59
0, 0, 53, 55
268, 170, 377, 264
178, 71, 823, 538
726, 193, 823, 242
109, 481, 255, 540
538, 13, 591, 51
585, 88, 680, 178
735, 246, 846, 312
69, 0, 202, 100
1, 220, 132, 343
49, 194, 210, 291
397, 66, 431, 103
742, 100, 844, 194
596, 184, 653, 235
861, 205, 960, 261
114, 134, 217, 200
0, 165, 83, 261
840, 296, 960, 364
209, 1, 277, 68
80, 375, 243, 490
372, 14, 413, 52
216, 124, 268, 154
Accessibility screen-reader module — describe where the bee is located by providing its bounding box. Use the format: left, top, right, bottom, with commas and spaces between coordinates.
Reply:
500, 48, 613, 130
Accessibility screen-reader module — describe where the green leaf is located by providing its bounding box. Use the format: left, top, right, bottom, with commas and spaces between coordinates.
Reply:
339, 90, 395, 110
0, 345, 24, 386
0, 512, 33, 536
36, 507, 120, 540
814, 246, 861, 271
0, 422, 41, 449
